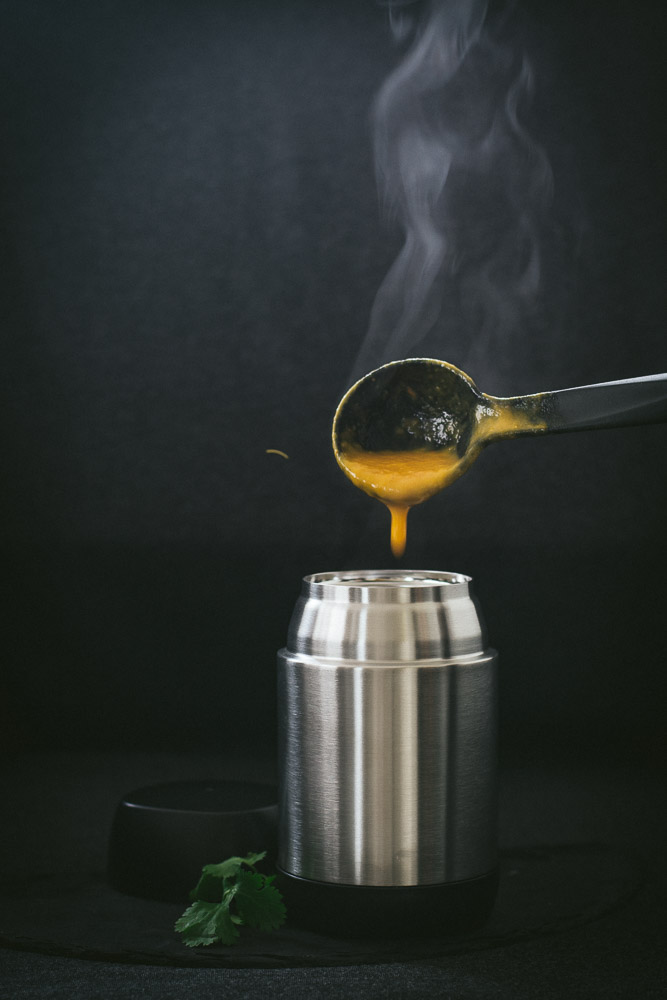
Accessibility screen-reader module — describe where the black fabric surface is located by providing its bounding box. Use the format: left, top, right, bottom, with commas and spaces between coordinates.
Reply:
0, 753, 666, 997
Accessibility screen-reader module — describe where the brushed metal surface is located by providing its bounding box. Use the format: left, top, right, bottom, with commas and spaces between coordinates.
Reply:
287, 569, 487, 661
278, 571, 497, 887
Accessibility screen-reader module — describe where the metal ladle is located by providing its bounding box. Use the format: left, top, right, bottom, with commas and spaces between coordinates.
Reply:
333, 357, 667, 503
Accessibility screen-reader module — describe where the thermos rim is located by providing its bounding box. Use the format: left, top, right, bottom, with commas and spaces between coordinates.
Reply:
278, 649, 496, 668
302, 569, 471, 604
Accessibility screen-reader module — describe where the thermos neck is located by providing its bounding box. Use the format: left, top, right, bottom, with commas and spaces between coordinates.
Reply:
287, 569, 487, 661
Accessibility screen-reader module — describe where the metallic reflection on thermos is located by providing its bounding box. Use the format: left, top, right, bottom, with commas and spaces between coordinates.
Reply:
277, 570, 498, 937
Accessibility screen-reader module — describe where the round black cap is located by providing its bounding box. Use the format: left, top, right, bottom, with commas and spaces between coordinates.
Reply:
107, 780, 278, 902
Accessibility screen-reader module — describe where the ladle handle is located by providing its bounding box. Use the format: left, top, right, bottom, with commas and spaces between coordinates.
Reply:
500, 374, 667, 437
522, 373, 667, 434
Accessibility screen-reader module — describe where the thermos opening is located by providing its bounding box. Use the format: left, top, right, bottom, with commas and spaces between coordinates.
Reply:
307, 570, 471, 586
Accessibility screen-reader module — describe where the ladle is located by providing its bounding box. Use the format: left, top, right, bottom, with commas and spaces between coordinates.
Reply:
332, 358, 667, 555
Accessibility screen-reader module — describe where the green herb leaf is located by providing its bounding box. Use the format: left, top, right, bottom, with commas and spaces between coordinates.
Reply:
213, 904, 242, 946
234, 869, 287, 932
174, 850, 285, 949
201, 851, 266, 882
175, 900, 240, 948
189, 871, 224, 903
189, 852, 267, 902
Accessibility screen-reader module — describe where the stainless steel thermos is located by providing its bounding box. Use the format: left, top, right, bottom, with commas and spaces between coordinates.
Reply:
277, 570, 498, 937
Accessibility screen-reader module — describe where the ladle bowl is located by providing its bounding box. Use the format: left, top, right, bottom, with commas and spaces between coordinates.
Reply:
332, 358, 667, 556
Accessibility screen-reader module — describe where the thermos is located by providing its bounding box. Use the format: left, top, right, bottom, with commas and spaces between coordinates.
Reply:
277, 569, 498, 937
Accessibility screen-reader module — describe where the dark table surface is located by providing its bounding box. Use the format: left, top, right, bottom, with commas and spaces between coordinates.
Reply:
0, 751, 665, 999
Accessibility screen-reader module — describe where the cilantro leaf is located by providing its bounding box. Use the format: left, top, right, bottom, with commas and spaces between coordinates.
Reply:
189, 871, 224, 903
234, 869, 287, 932
213, 903, 242, 946
189, 852, 267, 902
204, 851, 266, 880
175, 900, 240, 948
174, 850, 285, 949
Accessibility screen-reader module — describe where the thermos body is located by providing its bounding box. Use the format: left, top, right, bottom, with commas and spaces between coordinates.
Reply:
277, 570, 499, 935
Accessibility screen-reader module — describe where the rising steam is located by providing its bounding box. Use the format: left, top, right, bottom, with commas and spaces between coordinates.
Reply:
350, 0, 553, 383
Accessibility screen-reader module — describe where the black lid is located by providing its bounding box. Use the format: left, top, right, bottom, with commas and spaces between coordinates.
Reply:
107, 780, 278, 902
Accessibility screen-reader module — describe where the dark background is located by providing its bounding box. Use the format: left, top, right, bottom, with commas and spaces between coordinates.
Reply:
1, 0, 665, 764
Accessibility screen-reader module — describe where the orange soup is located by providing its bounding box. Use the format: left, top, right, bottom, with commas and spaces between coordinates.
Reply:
339, 446, 466, 557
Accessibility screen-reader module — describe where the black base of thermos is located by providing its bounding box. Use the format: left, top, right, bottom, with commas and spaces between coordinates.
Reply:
277, 866, 499, 939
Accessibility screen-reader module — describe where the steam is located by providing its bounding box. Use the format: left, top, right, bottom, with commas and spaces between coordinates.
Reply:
350, 0, 553, 383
